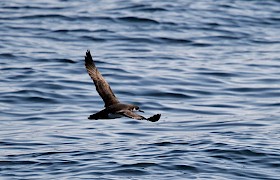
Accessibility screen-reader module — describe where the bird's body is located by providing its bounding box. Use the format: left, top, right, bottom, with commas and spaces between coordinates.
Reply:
89, 103, 141, 119
84, 50, 161, 122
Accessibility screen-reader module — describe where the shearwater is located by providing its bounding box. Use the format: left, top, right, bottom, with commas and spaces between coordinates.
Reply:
84, 50, 161, 122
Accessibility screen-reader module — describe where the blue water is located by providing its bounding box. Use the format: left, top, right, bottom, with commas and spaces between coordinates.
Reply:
1, 0, 280, 179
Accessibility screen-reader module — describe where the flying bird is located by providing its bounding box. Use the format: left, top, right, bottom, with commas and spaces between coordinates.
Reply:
84, 50, 161, 122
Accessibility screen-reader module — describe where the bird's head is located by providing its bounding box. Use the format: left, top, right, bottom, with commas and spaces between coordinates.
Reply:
132, 105, 144, 113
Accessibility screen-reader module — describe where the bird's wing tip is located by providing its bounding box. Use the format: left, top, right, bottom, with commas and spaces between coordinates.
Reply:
86, 50, 91, 57
85, 50, 94, 64
147, 114, 161, 122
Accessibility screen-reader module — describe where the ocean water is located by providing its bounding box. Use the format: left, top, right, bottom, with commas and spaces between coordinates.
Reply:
1, 0, 280, 179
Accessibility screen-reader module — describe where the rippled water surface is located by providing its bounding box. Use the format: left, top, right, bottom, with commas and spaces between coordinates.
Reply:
1, 0, 280, 179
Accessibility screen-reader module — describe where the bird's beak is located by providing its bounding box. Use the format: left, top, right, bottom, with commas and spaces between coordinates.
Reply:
139, 109, 144, 113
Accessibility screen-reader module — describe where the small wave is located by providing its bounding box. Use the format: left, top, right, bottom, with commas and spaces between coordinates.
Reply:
120, 162, 159, 168
195, 103, 241, 108
198, 71, 238, 77
169, 164, 197, 171
191, 42, 212, 47
81, 36, 107, 42
2, 5, 64, 10
117, 16, 159, 24
157, 37, 193, 44
0, 53, 16, 58
0, 141, 46, 147
0, 160, 38, 166
52, 29, 89, 33
151, 141, 189, 147
57, 58, 76, 63
1, 67, 33, 72
113, 4, 167, 12
225, 87, 277, 93
116, 132, 150, 137
205, 148, 268, 157
12, 14, 74, 21
137, 7, 168, 12
24, 96, 58, 103
109, 169, 148, 175
48, 135, 83, 140
141, 91, 193, 99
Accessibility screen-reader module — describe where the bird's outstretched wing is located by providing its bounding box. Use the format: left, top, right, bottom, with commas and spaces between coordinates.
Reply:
85, 50, 120, 107
117, 110, 161, 122
146, 114, 161, 122
117, 110, 145, 120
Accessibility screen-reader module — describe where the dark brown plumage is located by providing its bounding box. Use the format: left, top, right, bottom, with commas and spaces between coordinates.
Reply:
85, 50, 119, 107
85, 50, 161, 122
